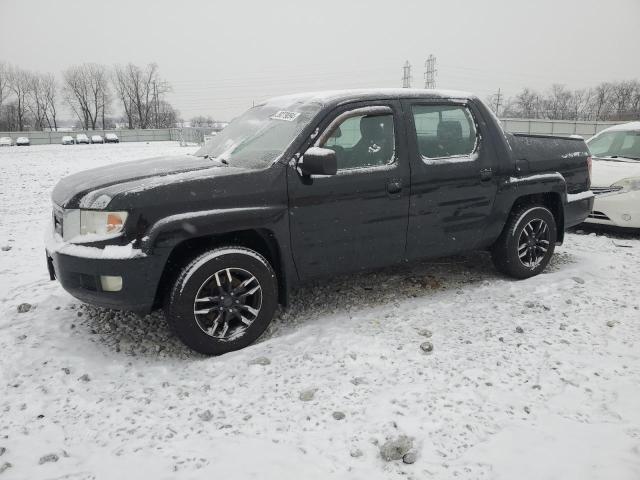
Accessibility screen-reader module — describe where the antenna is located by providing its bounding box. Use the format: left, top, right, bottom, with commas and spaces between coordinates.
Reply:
494, 88, 503, 115
424, 55, 437, 89
401, 60, 412, 88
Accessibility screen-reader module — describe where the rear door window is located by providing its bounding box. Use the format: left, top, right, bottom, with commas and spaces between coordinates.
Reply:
412, 105, 478, 160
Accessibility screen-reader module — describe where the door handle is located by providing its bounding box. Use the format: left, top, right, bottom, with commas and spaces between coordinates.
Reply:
479, 168, 493, 181
387, 180, 403, 194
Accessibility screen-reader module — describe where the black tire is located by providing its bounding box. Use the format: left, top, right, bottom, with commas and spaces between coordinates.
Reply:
491, 205, 557, 279
165, 247, 278, 355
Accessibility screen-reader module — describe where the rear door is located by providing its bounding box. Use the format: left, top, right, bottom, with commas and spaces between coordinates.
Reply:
287, 100, 410, 279
402, 100, 498, 259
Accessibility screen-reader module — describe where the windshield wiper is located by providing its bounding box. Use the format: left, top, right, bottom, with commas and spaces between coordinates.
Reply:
203, 154, 229, 166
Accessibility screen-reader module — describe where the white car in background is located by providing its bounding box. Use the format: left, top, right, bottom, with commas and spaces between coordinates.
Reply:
16, 137, 30, 146
104, 133, 119, 143
0, 136, 13, 147
76, 133, 90, 144
61, 135, 75, 145
90, 134, 104, 144
585, 122, 640, 228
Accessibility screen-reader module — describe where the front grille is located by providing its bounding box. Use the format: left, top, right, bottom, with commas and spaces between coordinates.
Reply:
591, 186, 623, 195
588, 211, 611, 220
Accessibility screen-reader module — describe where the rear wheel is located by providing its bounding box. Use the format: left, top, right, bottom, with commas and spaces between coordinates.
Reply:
165, 247, 278, 355
491, 205, 557, 279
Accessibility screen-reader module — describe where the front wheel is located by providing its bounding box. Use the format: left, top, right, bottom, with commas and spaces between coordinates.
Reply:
491, 205, 557, 279
165, 247, 278, 355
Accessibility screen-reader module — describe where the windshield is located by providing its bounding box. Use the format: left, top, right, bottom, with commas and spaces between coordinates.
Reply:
194, 99, 322, 169
587, 130, 640, 161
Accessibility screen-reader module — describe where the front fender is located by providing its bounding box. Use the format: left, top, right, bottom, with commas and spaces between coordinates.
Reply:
141, 206, 287, 255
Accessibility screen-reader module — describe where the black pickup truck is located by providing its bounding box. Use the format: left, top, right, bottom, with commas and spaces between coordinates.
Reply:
46, 89, 593, 355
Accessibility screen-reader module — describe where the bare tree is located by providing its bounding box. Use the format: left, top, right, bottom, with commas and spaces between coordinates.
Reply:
42, 73, 59, 130
0, 62, 10, 113
591, 82, 613, 121
113, 65, 135, 128
63, 63, 110, 130
568, 88, 592, 121
113, 63, 173, 129
8, 66, 32, 131
27, 72, 49, 130
509, 88, 540, 118
610, 80, 636, 119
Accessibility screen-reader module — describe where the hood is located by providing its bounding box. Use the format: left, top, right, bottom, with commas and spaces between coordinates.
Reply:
591, 157, 640, 187
52, 154, 227, 208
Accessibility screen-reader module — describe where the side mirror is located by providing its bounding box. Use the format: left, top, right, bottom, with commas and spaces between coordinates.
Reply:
298, 147, 337, 176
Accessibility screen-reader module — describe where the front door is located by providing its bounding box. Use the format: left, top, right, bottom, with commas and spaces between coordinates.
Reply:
287, 101, 410, 280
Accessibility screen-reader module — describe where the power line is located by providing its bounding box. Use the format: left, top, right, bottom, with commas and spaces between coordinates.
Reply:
494, 88, 503, 115
401, 61, 412, 88
424, 54, 437, 89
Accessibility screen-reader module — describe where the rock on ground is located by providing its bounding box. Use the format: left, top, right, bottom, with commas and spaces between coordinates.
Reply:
380, 435, 413, 461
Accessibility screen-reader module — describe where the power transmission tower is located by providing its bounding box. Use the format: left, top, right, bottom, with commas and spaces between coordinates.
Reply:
494, 88, 503, 116
424, 55, 437, 89
401, 61, 412, 88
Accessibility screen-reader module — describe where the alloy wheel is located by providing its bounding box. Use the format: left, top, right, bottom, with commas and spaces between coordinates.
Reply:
193, 267, 262, 341
517, 218, 550, 268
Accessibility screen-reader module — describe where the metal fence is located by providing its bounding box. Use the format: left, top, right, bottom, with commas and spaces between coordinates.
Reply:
500, 119, 624, 138
0, 119, 632, 146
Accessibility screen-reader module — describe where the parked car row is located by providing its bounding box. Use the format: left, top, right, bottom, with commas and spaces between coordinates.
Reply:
1, 133, 121, 147
63, 133, 120, 145
0, 136, 30, 146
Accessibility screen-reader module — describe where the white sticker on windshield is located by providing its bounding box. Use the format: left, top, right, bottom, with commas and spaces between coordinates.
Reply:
270, 110, 301, 122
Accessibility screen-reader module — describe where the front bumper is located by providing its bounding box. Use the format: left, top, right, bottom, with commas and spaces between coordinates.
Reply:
46, 248, 167, 313
584, 190, 640, 229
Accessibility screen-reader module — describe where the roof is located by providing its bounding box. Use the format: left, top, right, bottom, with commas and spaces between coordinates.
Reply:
598, 121, 640, 134
262, 88, 474, 108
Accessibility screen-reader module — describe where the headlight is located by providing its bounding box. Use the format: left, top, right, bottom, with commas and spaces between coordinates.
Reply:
80, 210, 128, 236
59, 209, 128, 241
612, 177, 640, 192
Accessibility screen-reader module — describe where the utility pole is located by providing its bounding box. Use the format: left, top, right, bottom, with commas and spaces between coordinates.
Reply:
401, 60, 412, 88
494, 88, 503, 116
424, 54, 437, 89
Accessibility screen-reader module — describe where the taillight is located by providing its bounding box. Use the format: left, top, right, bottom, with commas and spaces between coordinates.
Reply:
586, 155, 592, 186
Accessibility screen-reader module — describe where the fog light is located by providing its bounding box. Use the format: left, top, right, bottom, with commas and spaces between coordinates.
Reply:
100, 275, 122, 292
622, 214, 632, 222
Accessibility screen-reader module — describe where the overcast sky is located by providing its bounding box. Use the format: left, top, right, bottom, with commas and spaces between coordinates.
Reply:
1, 0, 639, 121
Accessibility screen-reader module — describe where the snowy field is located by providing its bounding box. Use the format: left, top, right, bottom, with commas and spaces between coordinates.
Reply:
1, 142, 639, 480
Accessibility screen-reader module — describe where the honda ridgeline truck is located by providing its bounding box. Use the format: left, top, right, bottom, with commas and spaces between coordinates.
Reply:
46, 89, 594, 355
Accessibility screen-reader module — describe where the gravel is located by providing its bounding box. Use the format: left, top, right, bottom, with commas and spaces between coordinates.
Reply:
16, 303, 31, 314
332, 411, 345, 420
248, 357, 271, 366
299, 388, 318, 402
419, 341, 434, 353
379, 435, 413, 461
402, 451, 417, 464
38, 453, 59, 465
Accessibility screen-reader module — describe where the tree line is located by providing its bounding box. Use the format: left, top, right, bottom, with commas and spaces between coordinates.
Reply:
0, 61, 179, 132
488, 80, 640, 121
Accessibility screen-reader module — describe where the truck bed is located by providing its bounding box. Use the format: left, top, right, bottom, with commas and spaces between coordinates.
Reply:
506, 133, 591, 194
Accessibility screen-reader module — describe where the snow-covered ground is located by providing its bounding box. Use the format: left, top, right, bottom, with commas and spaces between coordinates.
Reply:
1, 142, 639, 479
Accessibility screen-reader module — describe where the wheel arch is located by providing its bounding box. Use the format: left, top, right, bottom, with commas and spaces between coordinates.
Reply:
152, 228, 288, 310
508, 192, 565, 244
